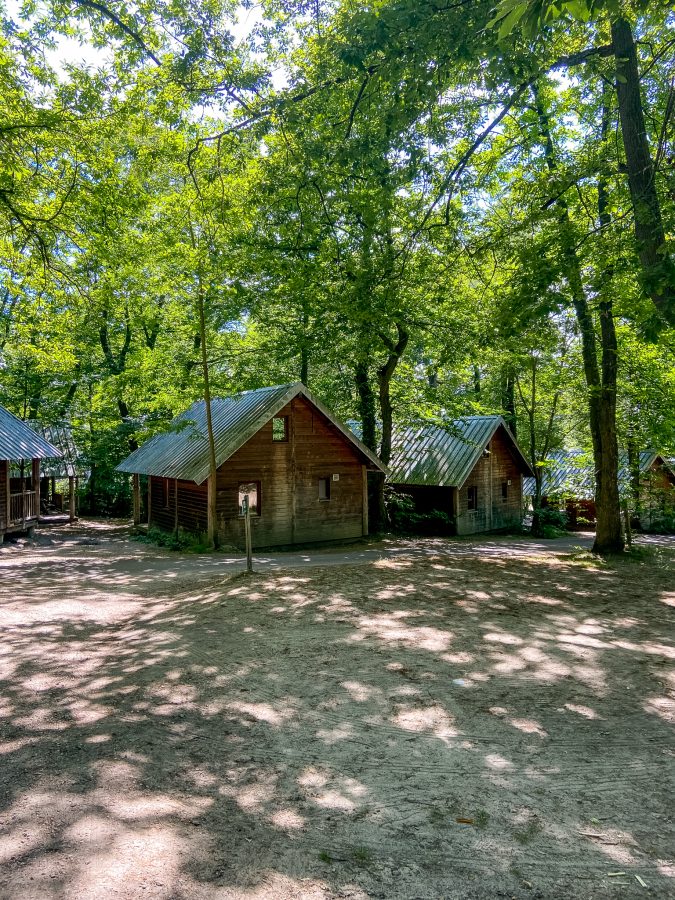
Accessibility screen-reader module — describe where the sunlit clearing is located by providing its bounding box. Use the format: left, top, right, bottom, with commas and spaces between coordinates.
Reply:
563, 703, 599, 719
270, 808, 305, 830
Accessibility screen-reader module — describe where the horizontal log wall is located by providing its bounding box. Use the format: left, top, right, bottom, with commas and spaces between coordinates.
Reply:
456, 427, 524, 535
638, 466, 675, 530
149, 396, 368, 549
149, 477, 207, 535
216, 396, 366, 549
0, 460, 6, 533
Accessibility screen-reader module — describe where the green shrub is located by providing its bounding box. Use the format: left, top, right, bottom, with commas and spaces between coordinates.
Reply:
531, 505, 568, 538
385, 489, 455, 535
134, 526, 212, 553
643, 512, 675, 535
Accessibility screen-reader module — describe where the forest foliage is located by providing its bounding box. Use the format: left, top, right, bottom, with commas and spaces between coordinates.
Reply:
0, 0, 673, 544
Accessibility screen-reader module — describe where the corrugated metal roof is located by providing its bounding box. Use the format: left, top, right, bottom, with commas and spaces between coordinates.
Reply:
0, 405, 62, 461
117, 383, 385, 483
523, 450, 671, 499
388, 416, 533, 488
26, 422, 86, 478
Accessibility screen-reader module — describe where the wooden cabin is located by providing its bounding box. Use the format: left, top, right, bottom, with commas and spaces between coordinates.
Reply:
524, 450, 675, 531
0, 405, 62, 541
117, 383, 385, 549
33, 422, 86, 523
388, 416, 534, 535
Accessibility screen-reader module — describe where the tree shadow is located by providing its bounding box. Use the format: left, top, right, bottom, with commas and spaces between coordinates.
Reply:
1, 532, 673, 898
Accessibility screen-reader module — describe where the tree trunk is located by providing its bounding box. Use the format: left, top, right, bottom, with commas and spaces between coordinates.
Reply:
355, 360, 377, 452
501, 367, 516, 436
611, 17, 674, 325
627, 436, 641, 525
197, 282, 218, 550
594, 94, 623, 554
376, 323, 409, 529
534, 83, 623, 553
472, 364, 481, 397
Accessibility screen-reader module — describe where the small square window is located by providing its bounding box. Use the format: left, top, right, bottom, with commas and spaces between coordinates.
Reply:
467, 486, 478, 511
318, 477, 331, 501
239, 481, 260, 516
272, 416, 288, 441
501, 481, 508, 501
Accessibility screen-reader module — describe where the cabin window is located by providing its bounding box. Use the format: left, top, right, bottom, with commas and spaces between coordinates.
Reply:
501, 481, 508, 502
318, 477, 331, 501
467, 486, 478, 511
238, 482, 260, 516
272, 416, 288, 441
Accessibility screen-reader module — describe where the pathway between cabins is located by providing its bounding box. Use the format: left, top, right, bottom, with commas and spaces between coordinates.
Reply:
0, 521, 673, 899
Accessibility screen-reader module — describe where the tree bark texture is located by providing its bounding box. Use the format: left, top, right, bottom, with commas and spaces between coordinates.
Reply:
611, 18, 674, 325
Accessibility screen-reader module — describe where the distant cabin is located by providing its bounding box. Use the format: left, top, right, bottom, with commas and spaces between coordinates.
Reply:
388, 416, 534, 535
0, 405, 61, 541
29, 421, 86, 521
117, 383, 385, 549
524, 449, 675, 531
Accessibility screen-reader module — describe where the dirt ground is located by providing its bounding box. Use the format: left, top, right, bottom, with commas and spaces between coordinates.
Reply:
1, 522, 673, 899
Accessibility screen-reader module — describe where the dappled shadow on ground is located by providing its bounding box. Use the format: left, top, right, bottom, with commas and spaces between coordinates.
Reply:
0, 530, 673, 899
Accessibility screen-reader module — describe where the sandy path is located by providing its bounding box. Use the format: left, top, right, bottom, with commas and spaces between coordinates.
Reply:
0, 522, 673, 898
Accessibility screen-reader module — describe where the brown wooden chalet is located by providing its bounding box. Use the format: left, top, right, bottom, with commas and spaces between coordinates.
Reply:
117, 383, 385, 549
0, 405, 61, 541
388, 416, 534, 535
524, 450, 675, 531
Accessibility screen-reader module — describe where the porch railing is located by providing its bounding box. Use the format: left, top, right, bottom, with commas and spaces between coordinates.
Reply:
9, 491, 37, 525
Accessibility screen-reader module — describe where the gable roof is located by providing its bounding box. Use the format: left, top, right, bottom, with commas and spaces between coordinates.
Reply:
27, 422, 86, 478
388, 416, 534, 488
523, 449, 675, 499
117, 383, 385, 483
0, 405, 62, 461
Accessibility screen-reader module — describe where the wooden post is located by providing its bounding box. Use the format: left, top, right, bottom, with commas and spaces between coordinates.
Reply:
132, 474, 141, 526
623, 500, 633, 548
147, 476, 153, 526
51, 476, 56, 503
174, 478, 179, 534
21, 461, 27, 528
68, 475, 76, 524
362, 465, 369, 536
4, 460, 10, 529
75, 477, 79, 516
243, 495, 253, 573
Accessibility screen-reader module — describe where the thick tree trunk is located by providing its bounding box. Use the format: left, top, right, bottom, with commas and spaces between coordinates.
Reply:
611, 18, 674, 325
595, 299, 622, 552
594, 100, 623, 554
355, 360, 377, 453
535, 84, 623, 553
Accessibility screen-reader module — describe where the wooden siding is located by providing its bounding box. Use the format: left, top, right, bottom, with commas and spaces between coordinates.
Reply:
637, 464, 675, 531
149, 396, 368, 549
1, 457, 40, 537
216, 396, 366, 548
456, 427, 524, 535
149, 477, 208, 535
0, 460, 7, 534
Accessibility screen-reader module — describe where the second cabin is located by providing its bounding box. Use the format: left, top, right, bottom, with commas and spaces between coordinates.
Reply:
388, 416, 533, 535
118, 383, 385, 549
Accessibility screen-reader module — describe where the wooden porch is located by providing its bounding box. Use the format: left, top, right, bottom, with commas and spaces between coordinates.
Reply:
1, 459, 41, 537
